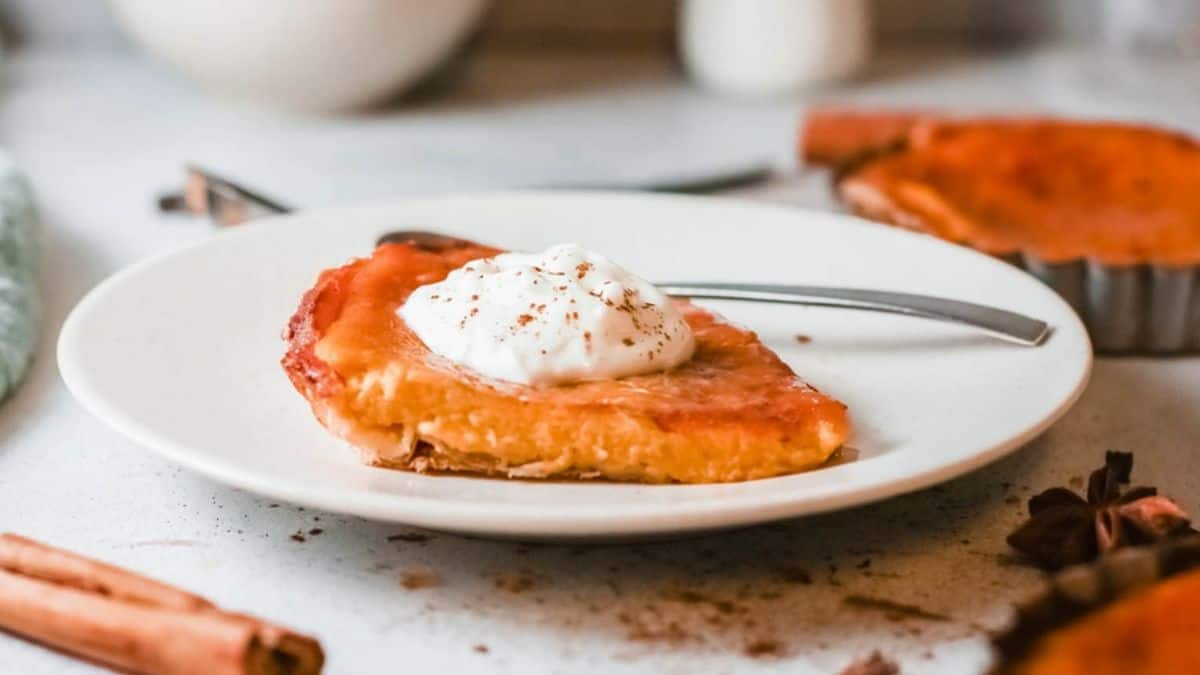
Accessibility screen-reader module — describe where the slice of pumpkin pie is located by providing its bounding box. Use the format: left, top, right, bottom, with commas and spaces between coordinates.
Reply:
283, 237, 848, 484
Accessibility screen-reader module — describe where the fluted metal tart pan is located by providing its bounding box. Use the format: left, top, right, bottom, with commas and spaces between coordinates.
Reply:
1004, 253, 1200, 354
826, 125, 1200, 356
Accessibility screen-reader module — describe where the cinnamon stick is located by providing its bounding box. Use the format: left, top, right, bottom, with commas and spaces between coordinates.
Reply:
0, 534, 323, 675
0, 534, 211, 611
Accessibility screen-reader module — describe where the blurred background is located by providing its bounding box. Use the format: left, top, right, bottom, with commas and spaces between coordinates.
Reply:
1, 0, 1198, 243
0, 1, 1108, 52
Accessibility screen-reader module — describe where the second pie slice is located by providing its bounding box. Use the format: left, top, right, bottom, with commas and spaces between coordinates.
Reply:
283, 238, 849, 484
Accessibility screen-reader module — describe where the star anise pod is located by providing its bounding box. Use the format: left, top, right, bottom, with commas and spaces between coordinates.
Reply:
1007, 451, 1195, 570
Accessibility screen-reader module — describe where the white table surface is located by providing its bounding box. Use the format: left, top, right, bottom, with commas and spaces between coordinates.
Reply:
1, 44, 1198, 674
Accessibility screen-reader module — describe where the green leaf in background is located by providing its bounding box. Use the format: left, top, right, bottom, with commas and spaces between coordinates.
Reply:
0, 151, 39, 399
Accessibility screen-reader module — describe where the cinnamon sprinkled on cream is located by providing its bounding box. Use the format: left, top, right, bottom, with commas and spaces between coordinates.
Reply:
398, 244, 695, 385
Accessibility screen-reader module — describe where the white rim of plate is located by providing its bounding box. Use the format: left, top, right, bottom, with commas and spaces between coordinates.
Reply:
58, 191, 1093, 536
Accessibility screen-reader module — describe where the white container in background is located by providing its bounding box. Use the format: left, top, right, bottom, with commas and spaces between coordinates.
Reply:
107, 0, 489, 113
679, 0, 872, 98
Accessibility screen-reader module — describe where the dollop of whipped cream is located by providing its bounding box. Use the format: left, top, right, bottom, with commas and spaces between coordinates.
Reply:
399, 244, 695, 386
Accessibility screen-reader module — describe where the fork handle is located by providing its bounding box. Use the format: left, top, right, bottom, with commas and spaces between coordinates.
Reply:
656, 282, 1050, 346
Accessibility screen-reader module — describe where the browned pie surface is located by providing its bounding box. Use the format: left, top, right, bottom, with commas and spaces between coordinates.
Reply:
283, 241, 849, 484
800, 106, 930, 167
1005, 568, 1200, 675
809, 114, 1200, 265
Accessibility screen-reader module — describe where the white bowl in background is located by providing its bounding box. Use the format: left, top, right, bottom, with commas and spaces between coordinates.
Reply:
108, 0, 489, 113
680, 0, 871, 98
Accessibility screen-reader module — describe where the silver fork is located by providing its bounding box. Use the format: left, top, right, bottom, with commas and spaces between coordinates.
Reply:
380, 231, 1049, 347
655, 282, 1048, 346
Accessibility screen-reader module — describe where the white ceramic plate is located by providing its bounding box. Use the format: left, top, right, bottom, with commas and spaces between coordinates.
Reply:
59, 192, 1091, 539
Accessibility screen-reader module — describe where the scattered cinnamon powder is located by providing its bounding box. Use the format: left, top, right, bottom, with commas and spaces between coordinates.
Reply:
660, 589, 737, 615
618, 607, 691, 646
844, 594, 950, 622
387, 532, 430, 543
400, 567, 441, 590
494, 573, 536, 594
776, 565, 813, 585
743, 638, 785, 658
838, 651, 900, 675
